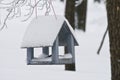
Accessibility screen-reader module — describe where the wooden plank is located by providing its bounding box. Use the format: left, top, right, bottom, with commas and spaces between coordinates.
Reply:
65, 35, 76, 71
42, 47, 49, 55
52, 37, 59, 63
27, 48, 34, 64
67, 35, 75, 63
30, 58, 73, 65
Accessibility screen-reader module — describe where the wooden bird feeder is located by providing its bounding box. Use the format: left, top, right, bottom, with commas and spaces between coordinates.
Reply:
21, 16, 79, 71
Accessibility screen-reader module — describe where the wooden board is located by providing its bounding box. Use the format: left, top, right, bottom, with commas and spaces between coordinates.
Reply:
28, 55, 74, 65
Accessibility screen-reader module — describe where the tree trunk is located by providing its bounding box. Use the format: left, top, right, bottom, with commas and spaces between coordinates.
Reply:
65, 0, 75, 71
65, 0, 75, 29
94, 0, 101, 3
60, 0, 64, 2
106, 0, 120, 79
75, 0, 88, 31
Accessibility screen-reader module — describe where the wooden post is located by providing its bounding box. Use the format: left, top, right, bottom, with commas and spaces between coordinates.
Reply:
52, 37, 59, 64
27, 48, 34, 64
43, 47, 49, 55
65, 35, 76, 71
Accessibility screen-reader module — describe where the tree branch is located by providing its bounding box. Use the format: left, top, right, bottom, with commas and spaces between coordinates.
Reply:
0, 0, 21, 30
97, 26, 108, 54
0, 0, 27, 30
0, 0, 56, 30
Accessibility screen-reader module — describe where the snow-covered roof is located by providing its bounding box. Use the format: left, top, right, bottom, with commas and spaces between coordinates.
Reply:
21, 15, 78, 48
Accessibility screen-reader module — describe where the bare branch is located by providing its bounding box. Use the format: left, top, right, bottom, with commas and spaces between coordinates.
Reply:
0, 0, 56, 30
97, 26, 108, 54
0, 0, 25, 30
0, 8, 12, 30
49, 0, 57, 19
22, 7, 34, 21
35, 0, 37, 18
0, 0, 16, 5
23, 0, 42, 21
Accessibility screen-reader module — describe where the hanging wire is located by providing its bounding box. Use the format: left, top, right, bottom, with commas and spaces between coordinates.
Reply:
0, 11, 2, 25
0, 9, 2, 25
0, 0, 2, 25
45, 0, 51, 16
49, 0, 57, 19
35, 0, 38, 18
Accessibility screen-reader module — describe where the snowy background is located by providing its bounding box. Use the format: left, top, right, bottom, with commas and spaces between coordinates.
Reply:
0, 0, 111, 80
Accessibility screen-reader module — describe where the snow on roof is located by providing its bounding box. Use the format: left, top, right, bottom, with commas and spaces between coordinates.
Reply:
21, 15, 78, 48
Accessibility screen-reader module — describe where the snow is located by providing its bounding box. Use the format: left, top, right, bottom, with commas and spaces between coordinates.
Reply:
32, 57, 51, 62
75, 0, 83, 7
21, 15, 78, 48
39, 53, 72, 59
38, 54, 49, 59
21, 15, 64, 48
0, 0, 111, 80
32, 53, 72, 62
59, 53, 72, 59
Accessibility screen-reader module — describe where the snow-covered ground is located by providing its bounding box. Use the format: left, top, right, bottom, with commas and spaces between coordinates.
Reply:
0, 0, 111, 80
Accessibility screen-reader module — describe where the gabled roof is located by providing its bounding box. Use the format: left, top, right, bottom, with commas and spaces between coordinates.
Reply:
21, 15, 78, 48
